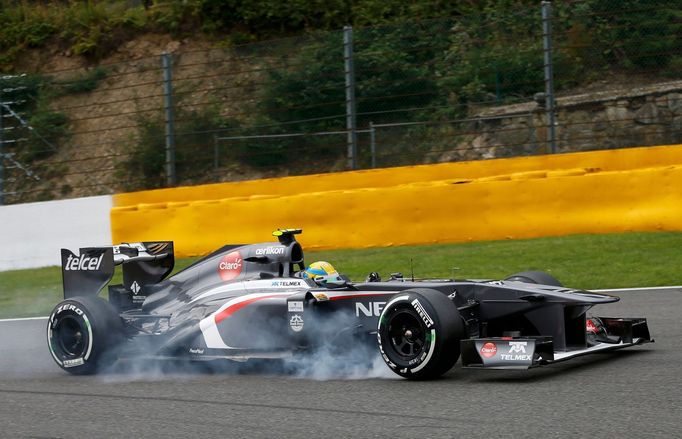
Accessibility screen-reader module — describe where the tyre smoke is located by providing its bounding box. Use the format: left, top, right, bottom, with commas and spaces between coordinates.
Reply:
97, 310, 397, 382
0, 312, 398, 381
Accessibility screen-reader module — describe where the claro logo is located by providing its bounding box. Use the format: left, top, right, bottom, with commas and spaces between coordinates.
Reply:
218, 251, 243, 281
64, 253, 104, 271
480, 342, 497, 358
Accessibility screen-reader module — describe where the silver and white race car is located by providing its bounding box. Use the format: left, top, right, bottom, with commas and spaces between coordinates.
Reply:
47, 229, 652, 379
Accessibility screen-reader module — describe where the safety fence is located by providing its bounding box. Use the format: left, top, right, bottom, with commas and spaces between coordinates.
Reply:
0, 1, 680, 205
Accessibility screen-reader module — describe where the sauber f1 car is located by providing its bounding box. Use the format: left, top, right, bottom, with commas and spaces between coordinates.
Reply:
47, 229, 652, 379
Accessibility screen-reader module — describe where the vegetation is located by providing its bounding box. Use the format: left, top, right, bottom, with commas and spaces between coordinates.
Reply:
54, 66, 108, 94
0, 65, 111, 166
1, 1, 679, 73
0, 74, 66, 161
213, 1, 681, 168
1, 231, 681, 318
0, 1, 679, 187
121, 83, 234, 190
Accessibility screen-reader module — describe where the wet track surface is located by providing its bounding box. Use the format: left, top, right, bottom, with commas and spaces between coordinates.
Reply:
0, 289, 680, 438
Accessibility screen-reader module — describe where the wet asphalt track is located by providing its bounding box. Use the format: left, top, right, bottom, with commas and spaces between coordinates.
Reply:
0, 288, 680, 438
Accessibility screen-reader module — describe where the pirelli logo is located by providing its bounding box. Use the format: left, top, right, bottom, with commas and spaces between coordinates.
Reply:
411, 299, 434, 328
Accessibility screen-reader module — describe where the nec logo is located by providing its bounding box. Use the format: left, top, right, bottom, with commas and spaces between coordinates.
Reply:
355, 302, 386, 317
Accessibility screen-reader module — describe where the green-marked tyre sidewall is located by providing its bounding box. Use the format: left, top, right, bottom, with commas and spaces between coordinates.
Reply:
47, 296, 123, 375
377, 288, 464, 380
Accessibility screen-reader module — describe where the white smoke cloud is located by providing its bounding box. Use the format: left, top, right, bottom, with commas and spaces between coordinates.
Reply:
96, 310, 399, 382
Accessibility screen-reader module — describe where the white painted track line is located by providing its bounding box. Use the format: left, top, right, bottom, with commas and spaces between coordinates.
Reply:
0, 316, 48, 322
593, 285, 682, 293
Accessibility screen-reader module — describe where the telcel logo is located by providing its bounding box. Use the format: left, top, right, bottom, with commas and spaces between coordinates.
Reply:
64, 253, 104, 271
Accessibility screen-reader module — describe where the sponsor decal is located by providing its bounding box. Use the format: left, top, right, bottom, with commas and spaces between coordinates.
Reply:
271, 280, 304, 288
218, 251, 243, 281
55, 304, 84, 316
508, 341, 527, 354
255, 246, 285, 256
314, 293, 329, 301
288, 301, 304, 312
64, 253, 104, 271
480, 342, 497, 358
355, 301, 386, 317
500, 341, 532, 361
63, 358, 85, 368
381, 353, 396, 369
586, 318, 598, 334
131, 281, 141, 294
113, 243, 146, 254
189, 348, 205, 355
411, 299, 434, 328
408, 352, 427, 366
500, 353, 532, 361
289, 314, 304, 332
147, 242, 169, 255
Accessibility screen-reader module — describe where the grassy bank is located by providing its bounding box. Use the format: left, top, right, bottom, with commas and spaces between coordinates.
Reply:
1, 231, 681, 319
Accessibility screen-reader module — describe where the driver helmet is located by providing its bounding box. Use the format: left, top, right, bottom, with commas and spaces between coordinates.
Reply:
302, 261, 344, 286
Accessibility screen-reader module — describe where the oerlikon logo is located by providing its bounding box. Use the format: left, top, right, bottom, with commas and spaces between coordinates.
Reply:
218, 251, 243, 281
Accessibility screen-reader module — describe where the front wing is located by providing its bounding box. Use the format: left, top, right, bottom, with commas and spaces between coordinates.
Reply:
460, 317, 652, 369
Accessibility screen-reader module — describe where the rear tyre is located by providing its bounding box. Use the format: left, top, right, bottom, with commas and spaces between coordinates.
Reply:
377, 288, 464, 380
47, 296, 124, 375
504, 271, 563, 287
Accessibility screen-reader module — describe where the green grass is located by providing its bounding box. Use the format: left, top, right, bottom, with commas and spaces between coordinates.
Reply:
1, 231, 681, 319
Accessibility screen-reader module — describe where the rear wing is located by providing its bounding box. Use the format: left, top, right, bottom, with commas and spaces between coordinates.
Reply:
61, 242, 174, 299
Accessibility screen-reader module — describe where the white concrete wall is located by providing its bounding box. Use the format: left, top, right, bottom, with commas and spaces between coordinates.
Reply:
0, 196, 112, 271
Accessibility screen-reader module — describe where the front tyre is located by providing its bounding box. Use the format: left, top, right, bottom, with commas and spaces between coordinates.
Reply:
377, 289, 464, 380
47, 296, 124, 374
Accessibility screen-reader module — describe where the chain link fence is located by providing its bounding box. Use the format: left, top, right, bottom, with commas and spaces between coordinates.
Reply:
1, 0, 680, 204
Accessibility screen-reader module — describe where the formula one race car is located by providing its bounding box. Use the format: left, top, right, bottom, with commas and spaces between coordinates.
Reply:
47, 229, 652, 379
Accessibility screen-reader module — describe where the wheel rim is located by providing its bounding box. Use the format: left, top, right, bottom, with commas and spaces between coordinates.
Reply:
56, 316, 86, 357
386, 309, 427, 361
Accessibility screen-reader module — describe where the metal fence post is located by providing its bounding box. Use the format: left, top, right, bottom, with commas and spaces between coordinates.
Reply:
343, 26, 358, 170
162, 52, 177, 186
213, 133, 219, 170
0, 103, 4, 206
542, 1, 557, 154
369, 121, 376, 168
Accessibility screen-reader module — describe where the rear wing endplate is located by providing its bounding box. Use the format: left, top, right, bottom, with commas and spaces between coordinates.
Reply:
61, 242, 174, 299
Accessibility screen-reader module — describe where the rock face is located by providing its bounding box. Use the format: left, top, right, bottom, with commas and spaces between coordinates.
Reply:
440, 81, 682, 161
